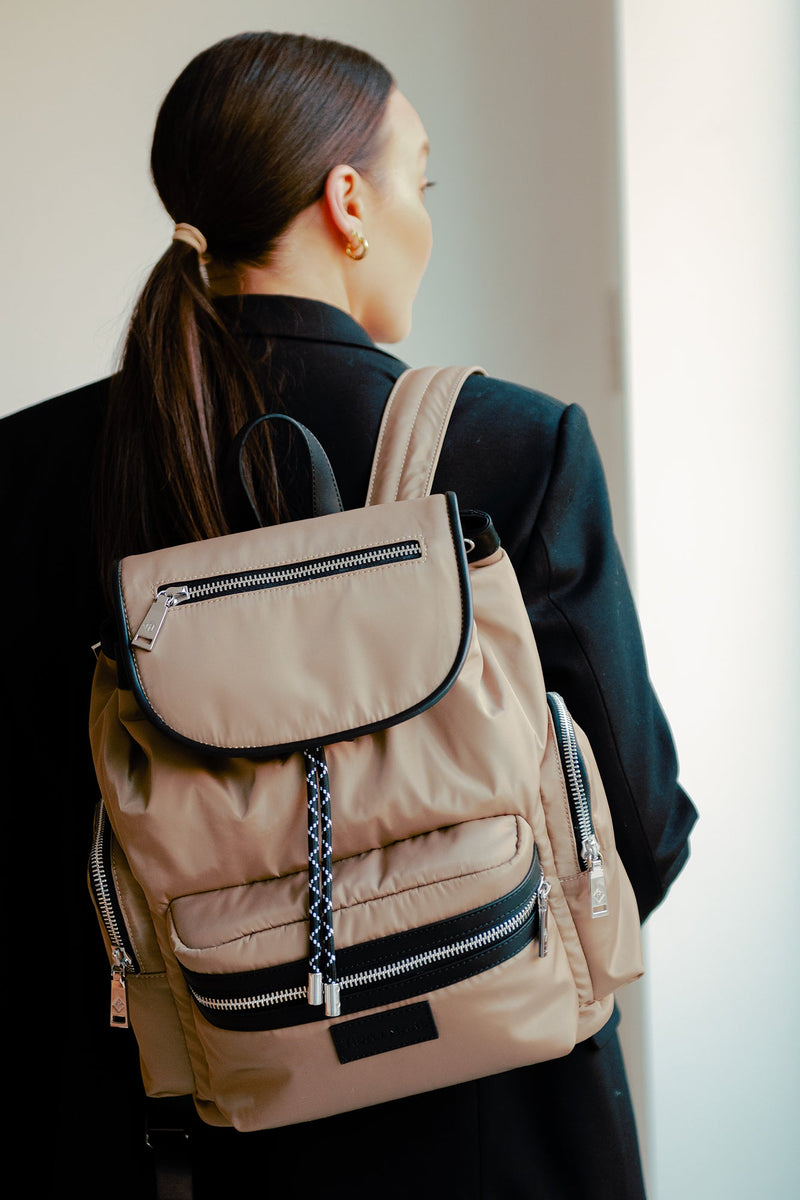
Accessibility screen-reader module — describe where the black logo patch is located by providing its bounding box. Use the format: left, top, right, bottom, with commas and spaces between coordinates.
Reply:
330, 1001, 439, 1064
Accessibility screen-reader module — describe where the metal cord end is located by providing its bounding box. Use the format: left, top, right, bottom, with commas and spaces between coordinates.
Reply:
307, 972, 324, 1007
324, 981, 341, 1018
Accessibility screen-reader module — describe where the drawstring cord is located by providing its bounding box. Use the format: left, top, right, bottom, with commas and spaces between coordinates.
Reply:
305, 751, 323, 1007
304, 746, 340, 1016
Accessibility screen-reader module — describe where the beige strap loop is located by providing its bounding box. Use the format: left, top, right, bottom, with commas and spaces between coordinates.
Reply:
172, 222, 208, 256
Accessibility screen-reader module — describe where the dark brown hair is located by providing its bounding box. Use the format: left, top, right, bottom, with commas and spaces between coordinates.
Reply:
96, 32, 393, 578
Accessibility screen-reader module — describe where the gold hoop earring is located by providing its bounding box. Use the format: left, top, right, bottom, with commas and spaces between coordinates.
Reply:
345, 230, 369, 261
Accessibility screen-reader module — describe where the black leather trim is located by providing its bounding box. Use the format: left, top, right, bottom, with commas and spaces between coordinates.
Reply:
460, 509, 501, 562
330, 1001, 438, 1064
224, 412, 344, 527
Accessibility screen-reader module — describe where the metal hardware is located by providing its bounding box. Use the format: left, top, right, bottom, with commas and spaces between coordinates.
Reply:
536, 877, 551, 958
132, 587, 190, 651
324, 981, 342, 1018
110, 948, 131, 1028
307, 972, 324, 1006
583, 835, 609, 918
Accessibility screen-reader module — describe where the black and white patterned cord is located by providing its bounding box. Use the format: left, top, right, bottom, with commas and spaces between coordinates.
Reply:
305, 751, 323, 1006
304, 746, 341, 1017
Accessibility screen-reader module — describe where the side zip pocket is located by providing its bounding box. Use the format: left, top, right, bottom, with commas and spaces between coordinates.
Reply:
88, 802, 140, 1028
87, 801, 196, 1096
542, 694, 644, 1005
546, 692, 608, 918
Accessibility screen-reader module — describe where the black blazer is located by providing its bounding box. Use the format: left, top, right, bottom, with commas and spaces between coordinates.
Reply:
1, 295, 695, 1199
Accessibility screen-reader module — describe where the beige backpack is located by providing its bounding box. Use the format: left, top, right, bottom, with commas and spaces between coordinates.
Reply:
88, 366, 643, 1132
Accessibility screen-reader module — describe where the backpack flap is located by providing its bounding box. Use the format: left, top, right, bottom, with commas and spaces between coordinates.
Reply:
113, 491, 471, 756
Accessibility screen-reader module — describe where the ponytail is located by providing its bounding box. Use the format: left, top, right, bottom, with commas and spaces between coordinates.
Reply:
94, 31, 393, 587
96, 237, 283, 580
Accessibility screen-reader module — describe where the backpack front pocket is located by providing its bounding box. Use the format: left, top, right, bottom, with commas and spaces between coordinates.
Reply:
170, 814, 544, 1030
166, 813, 578, 1129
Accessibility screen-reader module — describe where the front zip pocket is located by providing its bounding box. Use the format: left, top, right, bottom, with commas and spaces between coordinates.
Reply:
132, 539, 423, 651
169, 814, 546, 1033
546, 692, 608, 919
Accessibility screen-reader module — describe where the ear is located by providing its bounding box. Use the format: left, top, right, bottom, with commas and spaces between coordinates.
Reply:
323, 165, 366, 242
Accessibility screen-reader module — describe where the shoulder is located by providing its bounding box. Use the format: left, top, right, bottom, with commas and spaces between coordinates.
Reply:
1, 377, 111, 500
0, 378, 111, 557
456, 371, 566, 427
435, 370, 587, 556
1, 376, 111, 444
443, 370, 577, 478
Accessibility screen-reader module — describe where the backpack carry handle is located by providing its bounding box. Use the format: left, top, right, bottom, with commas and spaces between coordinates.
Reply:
225, 412, 344, 529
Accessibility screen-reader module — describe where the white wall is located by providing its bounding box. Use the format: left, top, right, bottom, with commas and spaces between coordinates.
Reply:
617, 2, 800, 1197
0, 0, 628, 533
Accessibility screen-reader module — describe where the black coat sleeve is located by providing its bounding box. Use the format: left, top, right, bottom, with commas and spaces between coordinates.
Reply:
512, 403, 697, 920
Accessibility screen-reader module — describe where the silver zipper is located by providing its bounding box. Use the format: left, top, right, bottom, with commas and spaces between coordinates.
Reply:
89, 805, 135, 1027
131, 540, 421, 652
548, 692, 608, 918
189, 879, 546, 1016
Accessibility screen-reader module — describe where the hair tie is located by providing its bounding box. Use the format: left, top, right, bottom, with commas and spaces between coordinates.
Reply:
172, 222, 208, 256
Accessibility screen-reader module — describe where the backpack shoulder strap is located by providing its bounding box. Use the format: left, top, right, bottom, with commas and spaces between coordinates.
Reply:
365, 365, 486, 505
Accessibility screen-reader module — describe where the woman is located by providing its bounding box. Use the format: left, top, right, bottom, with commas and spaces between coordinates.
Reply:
2, 31, 695, 1200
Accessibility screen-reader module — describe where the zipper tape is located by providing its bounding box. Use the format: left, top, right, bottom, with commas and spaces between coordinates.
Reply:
89, 803, 140, 975
132, 539, 424, 652
88, 802, 140, 1029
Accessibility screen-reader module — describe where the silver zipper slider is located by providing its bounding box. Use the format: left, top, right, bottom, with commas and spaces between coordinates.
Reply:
109, 947, 132, 1029
537, 877, 551, 958
582, 835, 609, 919
131, 586, 189, 651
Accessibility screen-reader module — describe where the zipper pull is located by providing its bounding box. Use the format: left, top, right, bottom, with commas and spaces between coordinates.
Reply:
582, 835, 609, 919
109, 947, 132, 1029
131, 587, 189, 651
536, 877, 551, 958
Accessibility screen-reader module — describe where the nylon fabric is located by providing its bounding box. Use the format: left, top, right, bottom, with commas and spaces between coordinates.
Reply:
367, 366, 486, 504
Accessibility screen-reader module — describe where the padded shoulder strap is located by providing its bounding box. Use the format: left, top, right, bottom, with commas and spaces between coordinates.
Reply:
366, 366, 485, 505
